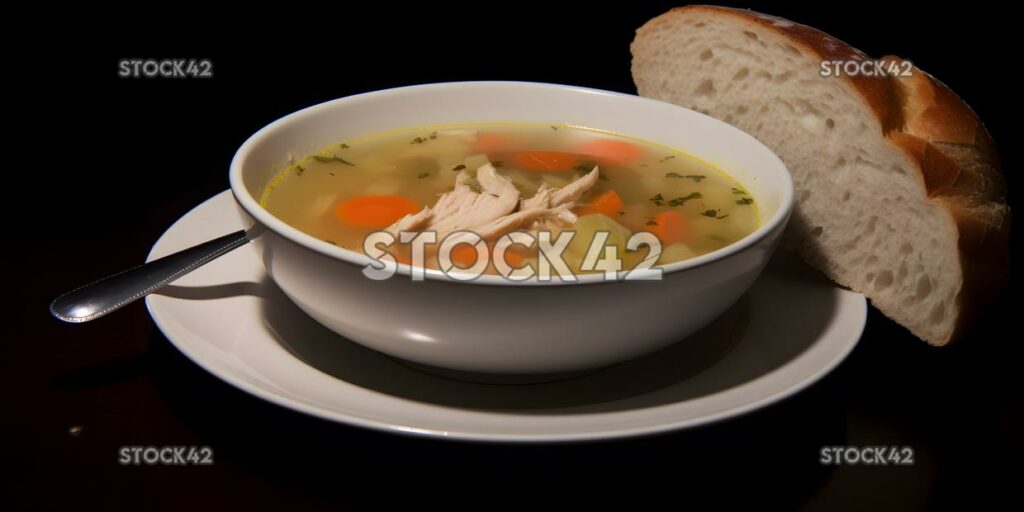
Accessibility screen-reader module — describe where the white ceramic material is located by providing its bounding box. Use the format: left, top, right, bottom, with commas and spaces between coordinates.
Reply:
229, 81, 795, 374
145, 191, 865, 442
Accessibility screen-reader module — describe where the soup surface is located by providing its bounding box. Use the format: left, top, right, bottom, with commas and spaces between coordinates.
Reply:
261, 123, 759, 275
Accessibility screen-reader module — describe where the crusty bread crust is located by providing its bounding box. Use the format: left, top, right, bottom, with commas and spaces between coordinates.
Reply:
633, 5, 1010, 344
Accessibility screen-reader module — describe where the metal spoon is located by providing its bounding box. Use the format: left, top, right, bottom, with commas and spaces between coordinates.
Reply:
50, 230, 250, 323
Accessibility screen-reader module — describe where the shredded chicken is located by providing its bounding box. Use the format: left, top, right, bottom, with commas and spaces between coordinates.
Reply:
386, 163, 600, 242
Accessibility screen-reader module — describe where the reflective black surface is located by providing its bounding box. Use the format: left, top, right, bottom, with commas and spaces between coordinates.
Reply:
10, 2, 1019, 510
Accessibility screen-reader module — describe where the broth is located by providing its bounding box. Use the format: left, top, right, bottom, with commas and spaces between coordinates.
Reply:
261, 123, 759, 274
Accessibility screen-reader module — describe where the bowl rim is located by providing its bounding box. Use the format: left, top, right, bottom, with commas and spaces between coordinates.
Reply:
229, 80, 794, 286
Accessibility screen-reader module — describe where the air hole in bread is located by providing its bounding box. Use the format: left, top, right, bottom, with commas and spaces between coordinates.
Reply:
733, 67, 749, 80
700, 48, 714, 61
799, 189, 810, 201
743, 30, 758, 41
695, 79, 716, 97
900, 243, 913, 255
811, 226, 823, 237
929, 303, 946, 324
735, 105, 749, 114
863, 216, 878, 235
825, 118, 835, 129
875, 270, 894, 291
774, 71, 794, 84
841, 190, 851, 202
896, 263, 908, 284
916, 275, 932, 299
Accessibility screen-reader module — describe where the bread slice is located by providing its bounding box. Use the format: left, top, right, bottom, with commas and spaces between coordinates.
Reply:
631, 5, 1009, 345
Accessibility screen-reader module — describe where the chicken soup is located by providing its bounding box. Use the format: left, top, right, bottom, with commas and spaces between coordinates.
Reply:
261, 123, 759, 274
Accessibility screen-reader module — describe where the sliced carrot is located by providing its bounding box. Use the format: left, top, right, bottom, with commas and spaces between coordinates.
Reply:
579, 138, 645, 166
334, 195, 421, 228
499, 246, 529, 268
513, 151, 580, 172
647, 211, 692, 244
450, 244, 482, 268
578, 190, 624, 216
473, 133, 511, 153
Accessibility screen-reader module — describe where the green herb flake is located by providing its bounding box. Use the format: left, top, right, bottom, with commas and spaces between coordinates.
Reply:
659, 155, 676, 163
294, 165, 305, 176
410, 136, 427, 144
736, 197, 754, 205
312, 155, 355, 166
645, 220, 658, 226
702, 209, 730, 219
417, 172, 431, 179
429, 131, 438, 140
731, 187, 746, 194
665, 172, 684, 178
339, 143, 350, 149
649, 193, 665, 206
550, 125, 559, 130
685, 175, 706, 183
668, 192, 702, 207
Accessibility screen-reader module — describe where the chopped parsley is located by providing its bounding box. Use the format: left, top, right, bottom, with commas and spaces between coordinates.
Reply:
668, 192, 702, 207
736, 197, 754, 205
293, 165, 305, 176
339, 143, 350, 149
702, 209, 730, 219
312, 155, 354, 166
417, 172, 430, 179
649, 193, 665, 206
659, 155, 676, 163
410, 132, 437, 144
645, 220, 659, 226
452, 164, 467, 171
665, 172, 706, 182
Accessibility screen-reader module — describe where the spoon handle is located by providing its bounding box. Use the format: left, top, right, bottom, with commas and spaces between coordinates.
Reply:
50, 230, 250, 323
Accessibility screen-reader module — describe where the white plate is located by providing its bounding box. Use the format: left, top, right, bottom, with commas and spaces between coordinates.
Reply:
145, 191, 866, 442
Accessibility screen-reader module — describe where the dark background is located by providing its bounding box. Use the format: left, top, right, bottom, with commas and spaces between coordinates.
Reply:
8, 2, 1019, 510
